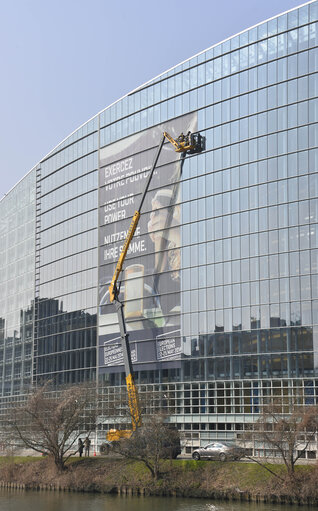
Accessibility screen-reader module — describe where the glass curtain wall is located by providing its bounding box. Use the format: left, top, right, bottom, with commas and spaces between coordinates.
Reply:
97, 0, 318, 452
1, 0, 318, 455
0, 171, 35, 396
98, 1, 318, 383
35, 119, 99, 385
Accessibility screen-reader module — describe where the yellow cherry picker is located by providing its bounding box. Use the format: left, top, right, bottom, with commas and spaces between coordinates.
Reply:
103, 130, 203, 450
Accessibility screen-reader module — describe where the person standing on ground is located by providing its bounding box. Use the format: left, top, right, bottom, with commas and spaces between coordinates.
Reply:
84, 436, 91, 457
78, 438, 84, 457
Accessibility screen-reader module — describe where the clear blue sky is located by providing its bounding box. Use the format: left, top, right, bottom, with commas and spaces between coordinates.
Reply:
0, 0, 306, 197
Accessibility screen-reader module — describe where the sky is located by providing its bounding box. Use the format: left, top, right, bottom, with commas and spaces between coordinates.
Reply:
0, 0, 308, 198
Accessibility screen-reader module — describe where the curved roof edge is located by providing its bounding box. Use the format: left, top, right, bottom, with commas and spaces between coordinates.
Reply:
129, 0, 315, 94
1, 165, 36, 204
1, 0, 314, 205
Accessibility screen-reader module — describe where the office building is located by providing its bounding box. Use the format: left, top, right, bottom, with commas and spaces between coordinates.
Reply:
1, 0, 318, 455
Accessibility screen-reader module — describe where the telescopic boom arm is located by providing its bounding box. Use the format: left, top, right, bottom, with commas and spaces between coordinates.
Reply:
108, 130, 203, 433
108, 131, 203, 303
108, 133, 166, 304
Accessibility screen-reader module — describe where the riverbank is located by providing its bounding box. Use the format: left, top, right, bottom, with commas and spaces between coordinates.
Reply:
0, 456, 318, 505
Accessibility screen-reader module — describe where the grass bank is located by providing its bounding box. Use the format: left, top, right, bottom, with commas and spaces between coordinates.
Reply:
0, 456, 318, 505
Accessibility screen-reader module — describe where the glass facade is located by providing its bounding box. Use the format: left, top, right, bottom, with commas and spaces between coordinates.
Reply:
1, 0, 318, 454
0, 171, 35, 395
35, 119, 99, 385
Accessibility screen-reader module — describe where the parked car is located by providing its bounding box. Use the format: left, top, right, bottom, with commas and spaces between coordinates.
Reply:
192, 442, 246, 461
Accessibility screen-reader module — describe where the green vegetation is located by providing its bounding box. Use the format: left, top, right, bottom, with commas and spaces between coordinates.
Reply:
0, 456, 317, 503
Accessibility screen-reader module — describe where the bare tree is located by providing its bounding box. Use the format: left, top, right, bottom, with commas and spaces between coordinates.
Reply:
246, 399, 318, 480
112, 413, 181, 480
5, 381, 98, 471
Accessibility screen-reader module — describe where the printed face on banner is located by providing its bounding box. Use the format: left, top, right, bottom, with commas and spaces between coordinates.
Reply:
98, 114, 197, 371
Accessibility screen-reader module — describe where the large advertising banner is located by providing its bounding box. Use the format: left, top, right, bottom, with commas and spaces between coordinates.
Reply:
98, 114, 197, 373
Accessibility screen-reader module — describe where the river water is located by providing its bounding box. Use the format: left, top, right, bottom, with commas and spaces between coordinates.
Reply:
0, 490, 314, 511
